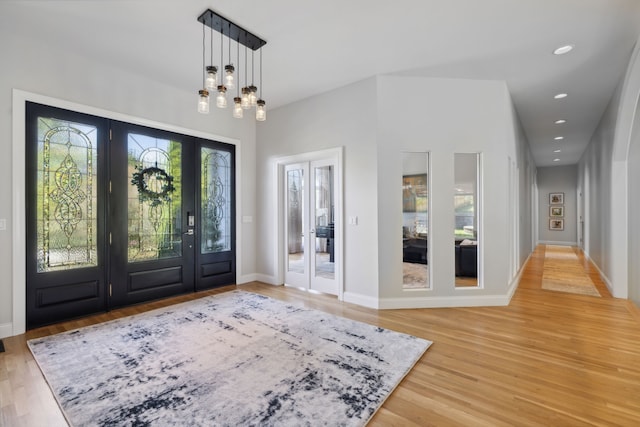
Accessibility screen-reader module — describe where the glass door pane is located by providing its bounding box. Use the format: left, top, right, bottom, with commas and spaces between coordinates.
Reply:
313, 165, 334, 280
127, 134, 182, 262
37, 117, 98, 272
286, 168, 305, 275
201, 148, 231, 254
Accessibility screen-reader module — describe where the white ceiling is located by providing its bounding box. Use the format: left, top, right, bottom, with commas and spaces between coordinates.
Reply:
3, 0, 640, 166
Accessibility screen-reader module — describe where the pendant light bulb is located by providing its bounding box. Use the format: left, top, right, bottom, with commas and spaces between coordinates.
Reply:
205, 66, 217, 90
224, 65, 235, 90
216, 85, 227, 108
233, 97, 243, 118
256, 99, 266, 121
248, 85, 258, 106
197, 89, 210, 114
241, 87, 251, 109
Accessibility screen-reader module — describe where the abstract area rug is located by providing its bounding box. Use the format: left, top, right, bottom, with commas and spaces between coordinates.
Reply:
542, 245, 601, 297
28, 291, 432, 426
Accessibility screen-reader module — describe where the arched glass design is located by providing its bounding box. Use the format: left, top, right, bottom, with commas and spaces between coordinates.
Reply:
128, 134, 182, 262
201, 148, 232, 253
37, 118, 98, 272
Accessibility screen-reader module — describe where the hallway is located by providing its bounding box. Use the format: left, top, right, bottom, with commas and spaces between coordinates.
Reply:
1, 245, 640, 425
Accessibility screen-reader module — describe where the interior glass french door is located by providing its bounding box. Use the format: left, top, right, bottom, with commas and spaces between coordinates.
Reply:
26, 103, 236, 328
284, 160, 336, 295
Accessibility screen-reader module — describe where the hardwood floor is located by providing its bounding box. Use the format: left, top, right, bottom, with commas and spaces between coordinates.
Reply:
2, 245, 640, 426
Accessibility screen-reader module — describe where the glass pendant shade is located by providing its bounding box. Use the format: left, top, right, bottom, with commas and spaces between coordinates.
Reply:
224, 65, 235, 89
241, 87, 251, 109
248, 85, 258, 106
256, 99, 266, 121
197, 89, 210, 114
216, 85, 227, 108
205, 66, 217, 90
233, 97, 243, 118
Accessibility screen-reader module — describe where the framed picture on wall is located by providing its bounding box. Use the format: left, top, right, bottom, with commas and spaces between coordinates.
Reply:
549, 192, 564, 204
549, 206, 564, 217
549, 219, 564, 230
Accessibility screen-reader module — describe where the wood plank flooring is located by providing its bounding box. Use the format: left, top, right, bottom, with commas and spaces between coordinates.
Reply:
2, 245, 640, 426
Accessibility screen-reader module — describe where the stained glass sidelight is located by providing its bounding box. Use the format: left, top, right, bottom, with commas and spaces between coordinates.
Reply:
201, 148, 231, 253
37, 117, 98, 272
128, 134, 182, 262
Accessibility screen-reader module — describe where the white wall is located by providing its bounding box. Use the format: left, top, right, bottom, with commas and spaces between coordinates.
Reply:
257, 75, 535, 308
377, 76, 519, 305
578, 36, 640, 299
0, 18, 258, 337
537, 166, 578, 245
255, 78, 380, 303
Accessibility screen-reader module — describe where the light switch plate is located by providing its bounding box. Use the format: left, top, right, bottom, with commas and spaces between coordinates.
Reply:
0, 219, 6, 231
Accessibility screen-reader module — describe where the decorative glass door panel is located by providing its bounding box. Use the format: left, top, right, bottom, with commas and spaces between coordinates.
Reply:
201, 148, 231, 254
127, 134, 182, 262
37, 117, 98, 272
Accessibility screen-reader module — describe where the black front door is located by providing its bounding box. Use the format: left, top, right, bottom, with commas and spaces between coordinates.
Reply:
26, 103, 236, 328
109, 121, 196, 307
26, 103, 109, 328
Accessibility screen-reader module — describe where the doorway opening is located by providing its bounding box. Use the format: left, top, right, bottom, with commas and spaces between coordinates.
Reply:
277, 149, 343, 298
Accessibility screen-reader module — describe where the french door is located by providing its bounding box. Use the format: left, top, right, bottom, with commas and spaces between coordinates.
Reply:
26, 103, 235, 328
284, 159, 337, 295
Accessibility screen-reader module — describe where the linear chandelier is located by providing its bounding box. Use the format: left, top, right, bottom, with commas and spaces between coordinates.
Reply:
197, 9, 267, 121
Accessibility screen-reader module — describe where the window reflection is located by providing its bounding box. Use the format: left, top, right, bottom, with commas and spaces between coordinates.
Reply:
454, 153, 479, 287
402, 152, 429, 289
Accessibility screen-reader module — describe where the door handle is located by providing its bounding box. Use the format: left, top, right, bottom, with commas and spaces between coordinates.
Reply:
184, 229, 194, 236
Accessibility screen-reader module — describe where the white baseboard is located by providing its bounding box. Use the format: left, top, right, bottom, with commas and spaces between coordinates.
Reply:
343, 292, 379, 309
240, 274, 281, 286
505, 251, 532, 302
378, 293, 511, 309
236, 273, 260, 284
538, 240, 578, 246
581, 251, 614, 296
0, 322, 13, 339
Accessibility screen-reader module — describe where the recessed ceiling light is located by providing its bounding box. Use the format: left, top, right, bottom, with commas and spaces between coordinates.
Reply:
554, 93, 568, 99
555, 119, 567, 124
553, 158, 561, 162
553, 45, 574, 55
554, 149, 561, 153
554, 136, 564, 140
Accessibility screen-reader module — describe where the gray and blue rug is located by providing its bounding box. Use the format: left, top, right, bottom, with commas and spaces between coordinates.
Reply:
28, 290, 431, 426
